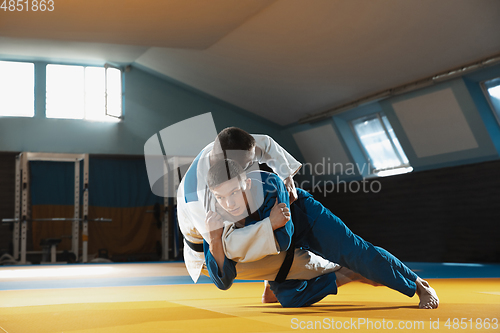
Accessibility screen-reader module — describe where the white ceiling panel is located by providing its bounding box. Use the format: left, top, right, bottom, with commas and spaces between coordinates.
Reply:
393, 88, 479, 158
292, 124, 351, 176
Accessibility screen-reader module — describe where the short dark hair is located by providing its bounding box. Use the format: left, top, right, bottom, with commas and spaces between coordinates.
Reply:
207, 159, 246, 190
213, 127, 256, 155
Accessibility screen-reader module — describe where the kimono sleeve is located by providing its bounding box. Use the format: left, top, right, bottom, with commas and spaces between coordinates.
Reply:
253, 135, 301, 179
203, 240, 237, 290
260, 173, 294, 252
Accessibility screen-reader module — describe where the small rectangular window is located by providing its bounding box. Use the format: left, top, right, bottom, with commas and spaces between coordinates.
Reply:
0, 61, 35, 117
351, 114, 412, 177
46, 64, 122, 121
481, 77, 500, 125
105, 67, 122, 119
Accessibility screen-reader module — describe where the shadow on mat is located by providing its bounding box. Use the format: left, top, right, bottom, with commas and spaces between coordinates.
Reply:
329, 304, 419, 312
246, 304, 418, 315
244, 303, 358, 309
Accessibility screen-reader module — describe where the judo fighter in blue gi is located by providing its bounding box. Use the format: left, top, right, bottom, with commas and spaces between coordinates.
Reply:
203, 158, 439, 309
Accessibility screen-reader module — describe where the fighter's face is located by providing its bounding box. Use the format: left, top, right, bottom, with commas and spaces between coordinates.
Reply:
211, 177, 252, 217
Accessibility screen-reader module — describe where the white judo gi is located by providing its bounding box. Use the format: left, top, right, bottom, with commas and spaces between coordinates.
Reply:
177, 134, 339, 282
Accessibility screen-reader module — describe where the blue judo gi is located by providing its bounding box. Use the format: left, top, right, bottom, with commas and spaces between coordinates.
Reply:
204, 171, 418, 307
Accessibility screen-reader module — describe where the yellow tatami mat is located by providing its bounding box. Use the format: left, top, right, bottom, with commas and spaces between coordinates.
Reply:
0, 264, 499, 332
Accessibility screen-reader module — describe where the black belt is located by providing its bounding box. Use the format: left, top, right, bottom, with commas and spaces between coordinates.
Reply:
274, 237, 295, 283
274, 203, 297, 283
185, 239, 204, 253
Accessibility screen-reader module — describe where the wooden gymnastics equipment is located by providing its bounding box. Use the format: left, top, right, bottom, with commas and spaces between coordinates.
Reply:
1, 152, 110, 264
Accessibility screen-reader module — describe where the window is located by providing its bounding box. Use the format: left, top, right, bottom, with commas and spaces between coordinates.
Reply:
481, 77, 500, 125
351, 114, 412, 177
46, 64, 122, 121
0, 60, 34, 117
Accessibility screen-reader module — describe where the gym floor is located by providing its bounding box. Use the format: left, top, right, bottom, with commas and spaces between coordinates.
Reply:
0, 262, 499, 332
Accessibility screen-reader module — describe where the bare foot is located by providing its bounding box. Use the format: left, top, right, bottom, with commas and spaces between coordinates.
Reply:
416, 278, 439, 309
262, 281, 278, 303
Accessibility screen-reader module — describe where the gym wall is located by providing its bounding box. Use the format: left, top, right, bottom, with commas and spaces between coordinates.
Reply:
287, 64, 500, 264
315, 159, 500, 263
